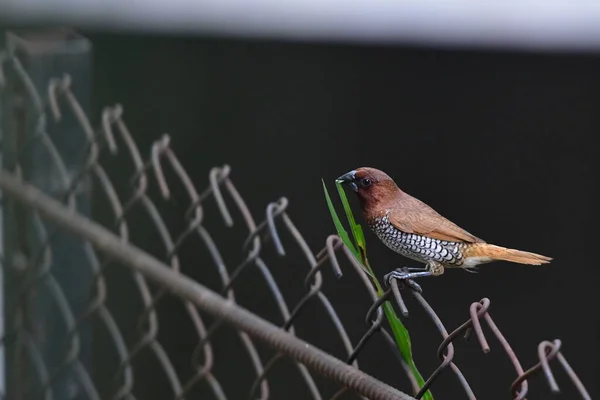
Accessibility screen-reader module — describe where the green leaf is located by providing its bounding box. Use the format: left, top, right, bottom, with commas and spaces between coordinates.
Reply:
335, 180, 366, 252
323, 180, 373, 278
321, 179, 359, 258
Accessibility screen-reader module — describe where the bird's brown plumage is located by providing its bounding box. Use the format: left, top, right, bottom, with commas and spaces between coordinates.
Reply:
387, 194, 484, 243
352, 167, 482, 243
342, 166, 551, 269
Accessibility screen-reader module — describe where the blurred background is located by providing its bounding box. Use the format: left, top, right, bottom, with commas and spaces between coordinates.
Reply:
1, 1, 598, 399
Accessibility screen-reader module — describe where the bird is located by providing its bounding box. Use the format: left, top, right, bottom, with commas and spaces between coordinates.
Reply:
337, 167, 551, 282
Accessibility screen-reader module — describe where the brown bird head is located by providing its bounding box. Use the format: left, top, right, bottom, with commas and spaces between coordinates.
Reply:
337, 167, 400, 213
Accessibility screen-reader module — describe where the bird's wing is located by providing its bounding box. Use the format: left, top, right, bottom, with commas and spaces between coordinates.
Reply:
387, 195, 484, 243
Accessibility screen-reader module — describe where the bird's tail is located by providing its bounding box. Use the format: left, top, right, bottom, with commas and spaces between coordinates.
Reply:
465, 243, 552, 265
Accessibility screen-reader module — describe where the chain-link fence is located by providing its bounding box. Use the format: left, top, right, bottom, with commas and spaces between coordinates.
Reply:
0, 29, 592, 400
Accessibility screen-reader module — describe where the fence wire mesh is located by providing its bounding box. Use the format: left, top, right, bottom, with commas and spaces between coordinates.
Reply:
0, 30, 593, 400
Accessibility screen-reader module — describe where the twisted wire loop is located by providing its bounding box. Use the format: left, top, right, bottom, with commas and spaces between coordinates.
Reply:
246, 213, 363, 400
189, 174, 324, 400
0, 47, 592, 400
383, 290, 523, 400
511, 340, 591, 400
97, 110, 192, 400
150, 137, 250, 399
373, 272, 591, 400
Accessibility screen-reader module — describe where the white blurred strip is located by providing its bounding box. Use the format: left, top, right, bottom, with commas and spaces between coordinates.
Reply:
3, 0, 600, 50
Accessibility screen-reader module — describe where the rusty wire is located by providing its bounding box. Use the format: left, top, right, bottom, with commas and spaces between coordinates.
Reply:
0, 50, 592, 400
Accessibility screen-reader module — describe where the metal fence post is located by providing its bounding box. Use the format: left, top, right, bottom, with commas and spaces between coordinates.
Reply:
1, 28, 93, 400
0, 35, 7, 398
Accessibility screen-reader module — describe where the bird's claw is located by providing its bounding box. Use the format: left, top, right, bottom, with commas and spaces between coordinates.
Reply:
384, 267, 426, 292
383, 267, 410, 284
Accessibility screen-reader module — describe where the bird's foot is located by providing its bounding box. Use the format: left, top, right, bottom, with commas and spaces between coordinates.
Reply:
384, 267, 428, 292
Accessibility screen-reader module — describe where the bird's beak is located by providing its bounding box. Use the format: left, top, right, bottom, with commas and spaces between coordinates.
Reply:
336, 170, 358, 192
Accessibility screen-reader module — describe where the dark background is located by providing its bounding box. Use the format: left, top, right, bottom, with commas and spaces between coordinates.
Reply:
5, 27, 600, 399
92, 32, 598, 399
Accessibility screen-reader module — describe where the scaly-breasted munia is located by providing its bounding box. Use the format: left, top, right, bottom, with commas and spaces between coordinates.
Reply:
337, 167, 551, 281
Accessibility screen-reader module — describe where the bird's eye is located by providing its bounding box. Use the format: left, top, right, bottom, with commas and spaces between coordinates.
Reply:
360, 177, 372, 188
